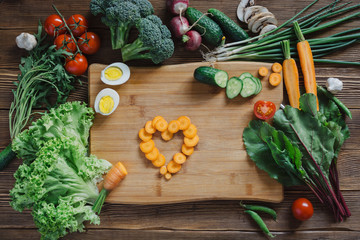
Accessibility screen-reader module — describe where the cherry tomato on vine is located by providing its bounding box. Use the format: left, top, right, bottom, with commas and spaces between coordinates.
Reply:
78, 32, 101, 55
65, 53, 88, 76
54, 34, 76, 53
67, 14, 88, 37
292, 198, 314, 221
253, 100, 276, 120
44, 14, 66, 37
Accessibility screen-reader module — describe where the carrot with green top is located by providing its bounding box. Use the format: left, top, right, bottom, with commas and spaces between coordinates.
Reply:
281, 40, 300, 109
93, 162, 128, 214
294, 21, 319, 110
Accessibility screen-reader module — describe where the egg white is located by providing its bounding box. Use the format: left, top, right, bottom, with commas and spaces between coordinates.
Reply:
101, 62, 131, 85
94, 88, 120, 116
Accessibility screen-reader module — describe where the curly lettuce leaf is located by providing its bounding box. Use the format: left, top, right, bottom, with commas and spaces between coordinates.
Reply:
12, 101, 94, 164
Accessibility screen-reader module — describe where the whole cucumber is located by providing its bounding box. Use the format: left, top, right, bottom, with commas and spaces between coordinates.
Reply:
185, 7, 223, 46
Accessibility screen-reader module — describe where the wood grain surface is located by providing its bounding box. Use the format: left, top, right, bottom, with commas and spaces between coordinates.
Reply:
0, 0, 359, 239
89, 62, 283, 204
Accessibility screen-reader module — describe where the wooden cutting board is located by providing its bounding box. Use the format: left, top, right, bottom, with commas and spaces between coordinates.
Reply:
89, 62, 284, 204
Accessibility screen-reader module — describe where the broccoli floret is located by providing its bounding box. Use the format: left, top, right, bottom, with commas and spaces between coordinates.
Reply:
121, 15, 174, 64
89, 0, 154, 49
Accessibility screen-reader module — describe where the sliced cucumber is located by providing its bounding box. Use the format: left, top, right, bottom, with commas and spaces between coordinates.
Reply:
240, 77, 258, 97
251, 77, 262, 95
226, 77, 243, 99
239, 72, 253, 81
194, 66, 228, 88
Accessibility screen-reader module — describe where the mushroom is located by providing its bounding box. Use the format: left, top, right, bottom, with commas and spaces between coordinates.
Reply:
259, 24, 278, 38
237, 0, 255, 22
248, 12, 275, 32
244, 6, 269, 24
252, 15, 278, 33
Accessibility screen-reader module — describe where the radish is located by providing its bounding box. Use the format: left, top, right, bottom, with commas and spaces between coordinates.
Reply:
167, 0, 189, 15
170, 16, 190, 38
182, 30, 202, 51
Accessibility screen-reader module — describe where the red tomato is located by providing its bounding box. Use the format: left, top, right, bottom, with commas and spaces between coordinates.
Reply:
78, 32, 101, 55
253, 100, 276, 120
292, 198, 314, 221
54, 34, 76, 53
65, 53, 88, 76
67, 14, 88, 37
44, 14, 66, 37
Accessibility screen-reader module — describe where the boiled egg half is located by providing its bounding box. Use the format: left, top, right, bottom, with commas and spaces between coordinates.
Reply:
94, 88, 120, 116
101, 62, 130, 85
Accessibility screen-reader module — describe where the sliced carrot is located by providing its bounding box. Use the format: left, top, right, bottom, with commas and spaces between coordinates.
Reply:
271, 62, 282, 73
161, 130, 174, 141
177, 116, 191, 130
140, 140, 155, 153
182, 144, 194, 156
155, 119, 168, 132
173, 152, 187, 165
145, 147, 159, 161
269, 73, 282, 87
258, 67, 269, 77
167, 160, 182, 174
152, 116, 164, 128
152, 153, 166, 167
145, 120, 156, 134
184, 135, 199, 147
164, 172, 172, 180
183, 124, 197, 138
138, 128, 152, 142
168, 120, 180, 133
159, 165, 167, 175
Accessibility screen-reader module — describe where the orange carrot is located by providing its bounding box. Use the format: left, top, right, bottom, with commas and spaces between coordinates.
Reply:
164, 172, 172, 180
93, 162, 128, 214
152, 154, 166, 167
161, 129, 174, 141
167, 160, 182, 174
138, 128, 152, 142
271, 62, 282, 73
182, 144, 194, 156
159, 165, 167, 175
183, 124, 197, 138
294, 21, 319, 110
155, 119, 168, 132
258, 67, 269, 77
152, 116, 164, 128
145, 120, 156, 134
173, 152, 187, 165
281, 40, 300, 109
269, 73, 282, 87
145, 147, 159, 161
140, 140, 155, 153
168, 120, 180, 133
177, 116, 191, 130
184, 135, 199, 147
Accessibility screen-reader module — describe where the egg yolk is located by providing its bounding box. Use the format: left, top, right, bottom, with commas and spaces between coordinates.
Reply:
104, 66, 123, 81
99, 96, 114, 114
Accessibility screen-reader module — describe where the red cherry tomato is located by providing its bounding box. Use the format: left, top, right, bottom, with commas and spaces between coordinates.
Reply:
65, 54, 88, 76
54, 34, 76, 53
44, 14, 66, 37
292, 198, 314, 221
78, 32, 101, 55
67, 14, 88, 37
253, 100, 276, 120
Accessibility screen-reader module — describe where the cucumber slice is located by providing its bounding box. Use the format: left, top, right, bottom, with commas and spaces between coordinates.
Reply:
239, 72, 253, 81
251, 77, 262, 95
194, 66, 228, 88
240, 77, 258, 97
226, 77, 243, 99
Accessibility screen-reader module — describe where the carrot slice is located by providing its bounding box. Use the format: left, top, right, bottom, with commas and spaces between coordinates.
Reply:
167, 160, 182, 174
145, 120, 156, 134
152, 116, 164, 128
184, 135, 199, 147
164, 172, 172, 180
173, 152, 187, 165
183, 124, 197, 138
138, 128, 152, 142
155, 119, 168, 132
103, 162, 128, 191
269, 73, 282, 87
258, 67, 269, 77
168, 120, 180, 133
161, 130, 174, 141
152, 153, 166, 167
182, 144, 194, 156
159, 165, 167, 175
145, 147, 159, 161
177, 116, 191, 130
140, 140, 155, 153
271, 62, 282, 73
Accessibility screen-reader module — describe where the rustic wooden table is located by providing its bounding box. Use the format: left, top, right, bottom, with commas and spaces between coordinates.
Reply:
0, 0, 359, 239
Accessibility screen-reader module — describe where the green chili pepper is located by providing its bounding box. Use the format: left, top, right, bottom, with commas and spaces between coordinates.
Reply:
317, 85, 352, 119
240, 202, 277, 221
245, 210, 275, 238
